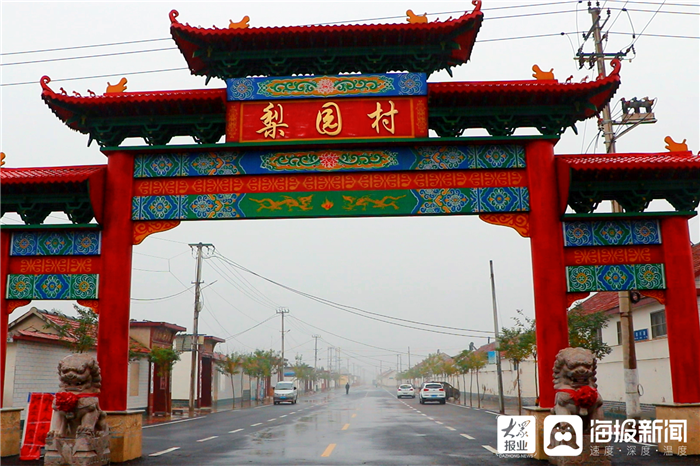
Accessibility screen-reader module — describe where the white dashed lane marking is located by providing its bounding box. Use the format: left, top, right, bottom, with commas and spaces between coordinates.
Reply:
461, 434, 475, 440
483, 445, 498, 454
197, 436, 218, 443
149, 447, 180, 457
229, 428, 244, 434
251, 423, 262, 427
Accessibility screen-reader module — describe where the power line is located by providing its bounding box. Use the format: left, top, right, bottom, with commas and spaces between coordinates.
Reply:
226, 314, 278, 340
207, 259, 279, 310
214, 252, 493, 335
289, 315, 403, 354
606, 0, 698, 7
621, 7, 699, 15
3, 26, 697, 87
130, 285, 194, 301
208, 256, 281, 308
0, 67, 189, 88
0, 38, 172, 56
629, 1, 669, 48
1, 47, 178, 67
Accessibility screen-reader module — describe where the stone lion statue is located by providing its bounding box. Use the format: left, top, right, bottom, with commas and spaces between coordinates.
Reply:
47, 354, 108, 439
552, 347, 604, 433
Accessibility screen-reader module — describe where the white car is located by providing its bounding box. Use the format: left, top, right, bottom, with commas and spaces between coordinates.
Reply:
419, 382, 446, 404
273, 381, 298, 405
397, 384, 415, 398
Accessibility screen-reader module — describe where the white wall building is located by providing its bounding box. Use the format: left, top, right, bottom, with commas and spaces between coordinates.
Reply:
452, 243, 700, 413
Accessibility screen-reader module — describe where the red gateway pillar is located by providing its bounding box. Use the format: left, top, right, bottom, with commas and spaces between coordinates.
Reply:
1, 229, 11, 407
98, 151, 135, 411
660, 216, 700, 403
526, 140, 569, 408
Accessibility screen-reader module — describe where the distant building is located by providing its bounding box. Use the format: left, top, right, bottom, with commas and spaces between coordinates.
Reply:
468, 243, 700, 414
3, 307, 184, 419
171, 334, 227, 408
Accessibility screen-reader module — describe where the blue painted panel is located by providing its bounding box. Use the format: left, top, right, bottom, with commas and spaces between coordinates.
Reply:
10, 231, 101, 256
133, 145, 526, 178
226, 73, 427, 101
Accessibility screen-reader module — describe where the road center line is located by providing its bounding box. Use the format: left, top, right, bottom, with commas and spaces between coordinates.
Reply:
482, 445, 498, 454
461, 433, 475, 440
321, 443, 337, 457
446, 426, 456, 431
197, 436, 218, 443
342, 423, 350, 430
229, 428, 244, 434
149, 447, 180, 457
251, 422, 263, 427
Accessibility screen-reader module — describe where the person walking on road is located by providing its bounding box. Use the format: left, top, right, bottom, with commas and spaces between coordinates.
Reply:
345, 382, 350, 395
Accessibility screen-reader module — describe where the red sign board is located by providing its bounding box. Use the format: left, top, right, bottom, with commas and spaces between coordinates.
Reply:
227, 96, 428, 143
20, 392, 54, 460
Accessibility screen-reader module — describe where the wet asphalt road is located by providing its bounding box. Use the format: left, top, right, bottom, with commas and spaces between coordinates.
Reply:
6, 386, 700, 465
136, 385, 516, 465
132, 386, 700, 465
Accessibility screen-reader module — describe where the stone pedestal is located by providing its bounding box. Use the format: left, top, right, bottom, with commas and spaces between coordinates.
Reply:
44, 434, 111, 466
655, 403, 700, 455
105, 410, 144, 462
0, 407, 23, 457
548, 435, 611, 465
524, 406, 550, 460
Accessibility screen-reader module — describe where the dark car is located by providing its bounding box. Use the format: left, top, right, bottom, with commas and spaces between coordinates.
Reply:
439, 382, 460, 402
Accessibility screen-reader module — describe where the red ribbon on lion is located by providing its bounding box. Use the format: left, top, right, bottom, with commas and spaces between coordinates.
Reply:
54, 391, 96, 412
555, 385, 599, 409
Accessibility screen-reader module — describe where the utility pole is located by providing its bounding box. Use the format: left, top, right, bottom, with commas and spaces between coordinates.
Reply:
312, 335, 320, 371
188, 242, 214, 415
490, 260, 506, 414
337, 347, 341, 376
408, 347, 411, 371
312, 334, 320, 390
277, 308, 289, 381
582, 1, 642, 420
329, 347, 333, 375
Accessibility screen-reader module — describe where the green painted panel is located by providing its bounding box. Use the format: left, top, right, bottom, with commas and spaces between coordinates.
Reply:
131, 187, 530, 220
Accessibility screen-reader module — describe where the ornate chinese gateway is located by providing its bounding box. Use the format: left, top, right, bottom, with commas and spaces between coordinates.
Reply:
2, 3, 700, 447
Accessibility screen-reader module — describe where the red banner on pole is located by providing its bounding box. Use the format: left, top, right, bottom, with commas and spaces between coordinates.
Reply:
228, 96, 428, 143
20, 392, 54, 460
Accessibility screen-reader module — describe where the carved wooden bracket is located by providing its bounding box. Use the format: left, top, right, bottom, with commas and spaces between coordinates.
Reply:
133, 221, 181, 245
76, 300, 99, 314
479, 213, 530, 238
640, 289, 666, 305
6, 299, 31, 315
566, 292, 590, 308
